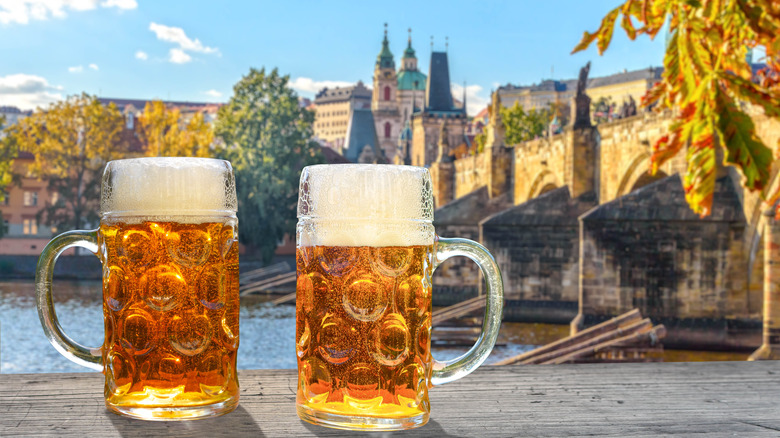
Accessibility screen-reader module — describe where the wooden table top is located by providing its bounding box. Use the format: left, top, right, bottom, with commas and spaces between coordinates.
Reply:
1, 361, 779, 437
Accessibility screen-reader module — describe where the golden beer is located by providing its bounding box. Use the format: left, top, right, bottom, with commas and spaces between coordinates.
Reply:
296, 245, 433, 420
36, 157, 240, 420
100, 219, 239, 415
296, 164, 504, 431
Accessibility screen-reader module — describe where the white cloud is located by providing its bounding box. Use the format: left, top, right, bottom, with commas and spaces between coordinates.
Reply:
203, 89, 222, 98
289, 77, 355, 96
88, 63, 98, 70
100, 0, 137, 9
0, 0, 136, 25
169, 48, 191, 64
149, 22, 218, 53
451, 83, 490, 116
0, 73, 63, 110
135, 50, 148, 60
68, 65, 83, 73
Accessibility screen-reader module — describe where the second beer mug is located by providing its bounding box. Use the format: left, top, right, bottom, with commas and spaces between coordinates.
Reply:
35, 157, 240, 420
295, 164, 504, 431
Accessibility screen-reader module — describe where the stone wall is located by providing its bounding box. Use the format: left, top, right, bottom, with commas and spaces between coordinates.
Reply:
453, 153, 488, 199
513, 132, 567, 204
481, 187, 597, 323
575, 175, 762, 349
433, 187, 511, 306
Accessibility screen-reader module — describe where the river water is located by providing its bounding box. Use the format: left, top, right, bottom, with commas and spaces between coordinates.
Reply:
0, 280, 534, 373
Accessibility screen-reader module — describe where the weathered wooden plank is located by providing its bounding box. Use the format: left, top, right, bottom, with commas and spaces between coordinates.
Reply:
495, 309, 643, 365
1, 362, 779, 437
431, 295, 486, 325
238, 262, 290, 285
267, 291, 297, 305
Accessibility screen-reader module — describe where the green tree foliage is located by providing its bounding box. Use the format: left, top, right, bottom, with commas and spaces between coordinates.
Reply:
501, 101, 551, 144
215, 68, 324, 263
573, 0, 780, 216
7, 94, 127, 231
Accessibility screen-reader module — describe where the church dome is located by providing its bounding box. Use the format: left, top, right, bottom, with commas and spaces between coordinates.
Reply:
398, 70, 426, 91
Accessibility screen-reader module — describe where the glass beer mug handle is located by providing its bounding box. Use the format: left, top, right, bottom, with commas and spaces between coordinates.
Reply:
430, 237, 504, 386
35, 229, 103, 371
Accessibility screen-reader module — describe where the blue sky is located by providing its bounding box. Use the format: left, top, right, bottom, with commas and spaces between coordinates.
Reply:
0, 0, 666, 115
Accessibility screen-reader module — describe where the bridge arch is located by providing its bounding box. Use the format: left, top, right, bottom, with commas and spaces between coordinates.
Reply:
615, 152, 668, 198
527, 169, 561, 200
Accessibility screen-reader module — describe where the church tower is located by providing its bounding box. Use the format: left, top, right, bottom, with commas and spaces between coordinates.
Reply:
397, 28, 426, 131
372, 23, 400, 161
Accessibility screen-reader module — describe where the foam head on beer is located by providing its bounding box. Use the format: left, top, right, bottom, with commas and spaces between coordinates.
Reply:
297, 164, 434, 247
101, 157, 237, 221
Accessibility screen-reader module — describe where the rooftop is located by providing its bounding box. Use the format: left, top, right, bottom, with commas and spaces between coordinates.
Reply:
314, 82, 372, 105
343, 108, 380, 163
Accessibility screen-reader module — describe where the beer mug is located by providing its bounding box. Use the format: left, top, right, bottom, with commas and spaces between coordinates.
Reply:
295, 164, 504, 430
35, 157, 240, 420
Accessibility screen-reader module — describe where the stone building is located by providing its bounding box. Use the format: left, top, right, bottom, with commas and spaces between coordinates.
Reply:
371, 26, 427, 162
312, 82, 371, 151
428, 62, 780, 350
497, 67, 663, 123
409, 51, 468, 167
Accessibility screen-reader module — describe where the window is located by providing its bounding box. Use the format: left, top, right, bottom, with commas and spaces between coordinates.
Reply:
384, 86, 391, 101
1, 192, 8, 206
126, 113, 134, 130
23, 191, 38, 207
384, 122, 391, 138
23, 218, 37, 235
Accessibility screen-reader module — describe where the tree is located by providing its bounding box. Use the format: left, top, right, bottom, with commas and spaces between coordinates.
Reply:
0, 115, 17, 238
8, 94, 127, 232
138, 101, 215, 157
215, 68, 324, 263
501, 101, 552, 144
573, 0, 780, 216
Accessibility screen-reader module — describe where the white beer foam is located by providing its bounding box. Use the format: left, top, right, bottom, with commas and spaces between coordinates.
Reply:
101, 157, 237, 222
297, 164, 434, 247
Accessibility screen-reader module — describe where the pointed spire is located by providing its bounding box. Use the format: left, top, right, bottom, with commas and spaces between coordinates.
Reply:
430, 35, 433, 51
376, 23, 394, 69
403, 27, 416, 60
445, 36, 449, 52
462, 81, 467, 115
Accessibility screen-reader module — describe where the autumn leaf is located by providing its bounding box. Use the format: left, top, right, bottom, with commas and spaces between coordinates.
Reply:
578, 0, 780, 216
714, 92, 773, 191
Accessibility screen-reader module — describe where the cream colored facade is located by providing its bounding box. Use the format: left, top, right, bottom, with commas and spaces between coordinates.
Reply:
498, 67, 663, 116
586, 77, 655, 108
314, 100, 352, 149
312, 83, 372, 151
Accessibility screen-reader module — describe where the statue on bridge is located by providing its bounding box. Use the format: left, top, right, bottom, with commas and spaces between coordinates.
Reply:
572, 62, 593, 129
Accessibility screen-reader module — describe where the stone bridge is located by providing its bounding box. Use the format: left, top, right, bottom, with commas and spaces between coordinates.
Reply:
430, 102, 780, 351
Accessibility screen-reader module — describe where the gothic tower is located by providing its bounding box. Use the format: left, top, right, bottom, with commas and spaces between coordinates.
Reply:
372, 23, 400, 161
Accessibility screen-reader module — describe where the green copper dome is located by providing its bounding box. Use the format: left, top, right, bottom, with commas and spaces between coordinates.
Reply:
398, 70, 426, 91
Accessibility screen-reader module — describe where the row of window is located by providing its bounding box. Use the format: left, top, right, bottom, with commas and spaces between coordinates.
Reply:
320, 130, 347, 137
318, 110, 349, 117
1, 190, 40, 207
316, 120, 347, 129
